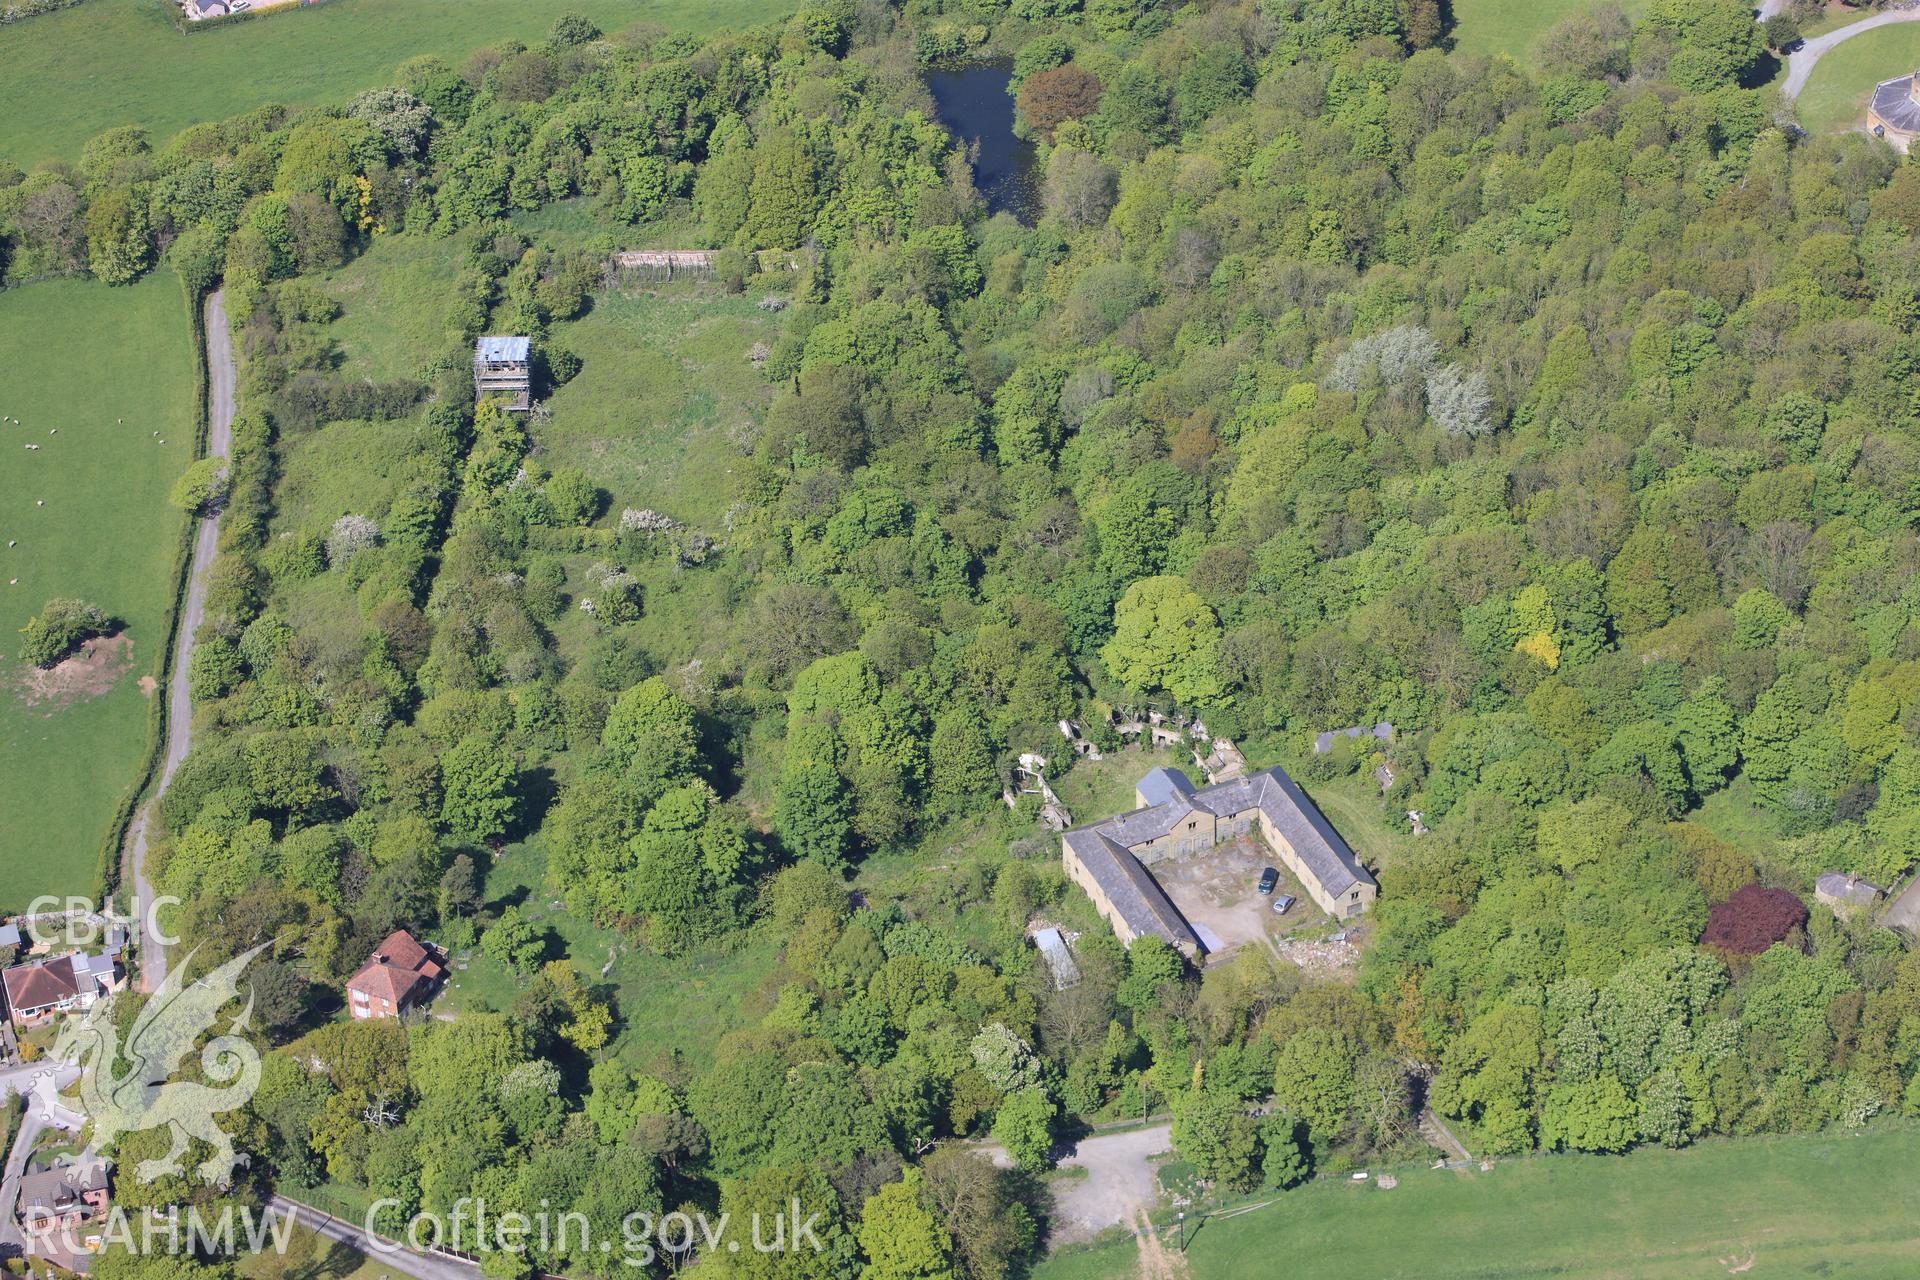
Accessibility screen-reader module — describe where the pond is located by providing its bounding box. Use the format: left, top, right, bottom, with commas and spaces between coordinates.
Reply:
923, 61, 1038, 221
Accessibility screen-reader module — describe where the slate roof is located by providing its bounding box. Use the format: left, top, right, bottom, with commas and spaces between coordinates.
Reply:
17, 1160, 109, 1216
475, 335, 531, 363
1061, 828, 1203, 955
1248, 766, 1374, 900
1872, 75, 1920, 136
1136, 766, 1196, 807
1313, 722, 1393, 754
1816, 872, 1882, 907
1068, 764, 1376, 932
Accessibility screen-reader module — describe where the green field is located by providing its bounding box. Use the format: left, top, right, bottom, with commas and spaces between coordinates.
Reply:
0, 0, 796, 167
1798, 23, 1920, 134
1446, 0, 1651, 64
0, 272, 198, 912
539, 286, 782, 531
1035, 1127, 1920, 1280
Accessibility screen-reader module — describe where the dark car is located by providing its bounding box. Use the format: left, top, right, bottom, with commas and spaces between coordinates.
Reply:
1257, 867, 1279, 895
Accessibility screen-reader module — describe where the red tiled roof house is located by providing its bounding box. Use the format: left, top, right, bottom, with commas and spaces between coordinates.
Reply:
346, 929, 445, 1020
3, 949, 123, 1028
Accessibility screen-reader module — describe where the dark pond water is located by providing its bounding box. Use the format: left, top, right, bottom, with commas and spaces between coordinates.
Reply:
924, 62, 1038, 221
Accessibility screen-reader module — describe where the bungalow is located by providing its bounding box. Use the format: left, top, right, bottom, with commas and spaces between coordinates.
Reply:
346, 929, 445, 1020
2, 947, 124, 1029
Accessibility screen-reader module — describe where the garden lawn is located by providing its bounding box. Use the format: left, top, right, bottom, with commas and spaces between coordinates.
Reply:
0, 0, 797, 168
1446, 0, 1651, 65
0, 271, 197, 912
1798, 22, 1920, 135
1034, 1127, 1920, 1280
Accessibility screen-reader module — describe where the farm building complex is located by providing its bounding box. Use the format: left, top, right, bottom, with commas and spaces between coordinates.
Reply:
1062, 764, 1377, 958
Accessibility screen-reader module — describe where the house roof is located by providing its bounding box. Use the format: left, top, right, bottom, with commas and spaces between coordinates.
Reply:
0, 925, 19, 948
17, 1160, 109, 1215
3, 955, 79, 1012
347, 929, 439, 1007
1136, 766, 1196, 807
1872, 75, 1920, 136
1062, 828, 1204, 956
475, 336, 531, 363
1816, 872, 1882, 907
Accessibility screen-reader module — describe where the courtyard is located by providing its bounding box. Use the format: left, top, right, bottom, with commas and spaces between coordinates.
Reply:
1151, 835, 1318, 962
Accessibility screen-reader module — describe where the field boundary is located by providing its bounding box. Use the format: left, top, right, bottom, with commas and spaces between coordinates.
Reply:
99, 273, 208, 909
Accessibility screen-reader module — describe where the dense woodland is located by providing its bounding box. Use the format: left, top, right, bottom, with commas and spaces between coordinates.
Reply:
7, 0, 1920, 1276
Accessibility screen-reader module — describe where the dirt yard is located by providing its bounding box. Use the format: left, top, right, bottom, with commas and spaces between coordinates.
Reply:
1152, 836, 1317, 962
11, 632, 132, 711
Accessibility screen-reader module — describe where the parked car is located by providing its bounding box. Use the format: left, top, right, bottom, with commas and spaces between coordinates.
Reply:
1257, 866, 1278, 895
1270, 894, 1296, 914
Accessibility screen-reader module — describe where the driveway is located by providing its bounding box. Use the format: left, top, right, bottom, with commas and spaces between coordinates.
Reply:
1882, 872, 1920, 938
0, 1063, 82, 1258
1781, 8, 1920, 103
125, 288, 236, 992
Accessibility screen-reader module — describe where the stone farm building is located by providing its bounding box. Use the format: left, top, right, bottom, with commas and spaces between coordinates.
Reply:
1869, 72, 1920, 151
347, 929, 445, 1020
1062, 764, 1377, 959
473, 336, 532, 412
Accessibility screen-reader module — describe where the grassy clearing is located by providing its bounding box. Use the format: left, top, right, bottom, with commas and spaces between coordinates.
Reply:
314, 234, 468, 383
441, 840, 778, 1064
539, 286, 782, 531
1798, 22, 1920, 134
0, 0, 796, 168
1445, 0, 1651, 65
1693, 777, 1787, 864
1035, 1126, 1920, 1280
0, 271, 197, 912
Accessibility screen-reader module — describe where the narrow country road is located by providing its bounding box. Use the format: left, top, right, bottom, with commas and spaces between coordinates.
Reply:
125, 289, 235, 993
1781, 8, 1920, 103
267, 1197, 480, 1280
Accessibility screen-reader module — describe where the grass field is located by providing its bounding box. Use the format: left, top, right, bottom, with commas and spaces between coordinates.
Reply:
1798, 22, 1920, 134
1446, 0, 1651, 64
0, 271, 198, 912
0, 0, 796, 167
539, 285, 782, 532
1035, 1126, 1920, 1280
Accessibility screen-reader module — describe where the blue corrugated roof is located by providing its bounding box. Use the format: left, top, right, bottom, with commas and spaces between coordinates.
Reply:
476, 335, 530, 361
